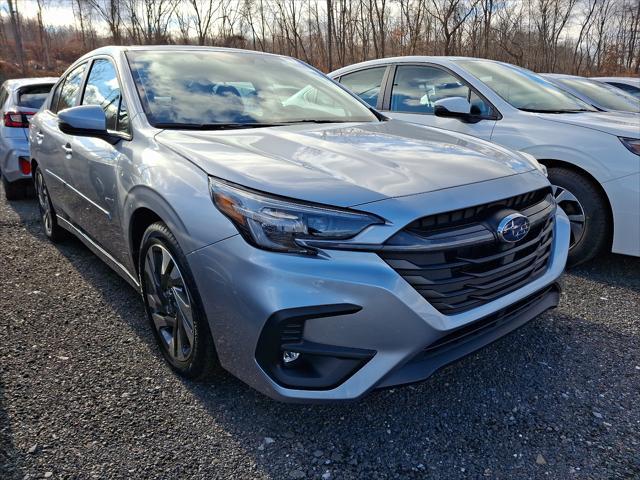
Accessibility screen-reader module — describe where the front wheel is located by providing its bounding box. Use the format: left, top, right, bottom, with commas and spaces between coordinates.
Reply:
548, 167, 611, 267
139, 222, 217, 380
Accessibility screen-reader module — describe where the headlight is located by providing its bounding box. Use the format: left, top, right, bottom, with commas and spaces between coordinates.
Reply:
619, 137, 640, 156
519, 151, 547, 176
209, 178, 384, 254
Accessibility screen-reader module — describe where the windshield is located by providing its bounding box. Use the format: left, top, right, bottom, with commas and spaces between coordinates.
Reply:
553, 77, 640, 113
126, 50, 378, 128
456, 59, 595, 113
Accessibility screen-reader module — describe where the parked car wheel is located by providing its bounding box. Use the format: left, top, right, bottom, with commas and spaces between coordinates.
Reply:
2, 175, 26, 201
548, 167, 610, 266
139, 222, 217, 380
34, 168, 66, 242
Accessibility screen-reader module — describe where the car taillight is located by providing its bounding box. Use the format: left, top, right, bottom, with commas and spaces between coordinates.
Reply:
19, 157, 31, 175
3, 112, 32, 128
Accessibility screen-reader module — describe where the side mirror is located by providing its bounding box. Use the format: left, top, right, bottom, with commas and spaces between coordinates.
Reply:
434, 97, 476, 122
58, 105, 118, 143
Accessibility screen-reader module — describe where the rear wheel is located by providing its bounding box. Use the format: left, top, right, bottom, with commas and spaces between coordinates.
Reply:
548, 167, 610, 267
139, 222, 217, 380
34, 168, 66, 242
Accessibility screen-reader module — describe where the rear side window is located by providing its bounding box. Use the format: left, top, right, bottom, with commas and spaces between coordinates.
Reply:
82, 59, 129, 133
17, 84, 54, 109
55, 63, 87, 113
339, 67, 387, 107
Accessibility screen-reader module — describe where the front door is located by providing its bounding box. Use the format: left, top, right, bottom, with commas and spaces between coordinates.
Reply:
64, 58, 132, 264
384, 64, 498, 140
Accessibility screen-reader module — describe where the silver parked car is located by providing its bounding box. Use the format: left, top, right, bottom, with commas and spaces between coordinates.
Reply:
0, 77, 57, 199
29, 46, 569, 402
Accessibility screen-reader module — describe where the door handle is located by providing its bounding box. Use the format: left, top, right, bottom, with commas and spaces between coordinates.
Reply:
62, 143, 73, 156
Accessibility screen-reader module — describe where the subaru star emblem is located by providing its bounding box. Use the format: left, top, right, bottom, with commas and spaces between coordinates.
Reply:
497, 213, 530, 243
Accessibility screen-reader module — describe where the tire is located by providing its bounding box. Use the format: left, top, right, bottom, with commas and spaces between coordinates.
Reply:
548, 167, 611, 267
139, 222, 218, 380
34, 167, 67, 242
2, 175, 26, 201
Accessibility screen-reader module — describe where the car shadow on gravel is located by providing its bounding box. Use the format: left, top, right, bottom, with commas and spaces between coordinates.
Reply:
6, 198, 639, 478
569, 252, 640, 292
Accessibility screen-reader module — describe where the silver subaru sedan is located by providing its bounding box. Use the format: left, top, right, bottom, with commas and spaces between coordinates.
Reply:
29, 46, 569, 402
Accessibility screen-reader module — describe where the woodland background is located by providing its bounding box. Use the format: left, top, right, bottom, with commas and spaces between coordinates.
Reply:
1, 0, 639, 82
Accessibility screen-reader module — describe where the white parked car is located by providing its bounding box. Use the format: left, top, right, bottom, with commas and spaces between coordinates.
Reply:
592, 76, 640, 99
542, 73, 640, 114
331, 58, 640, 265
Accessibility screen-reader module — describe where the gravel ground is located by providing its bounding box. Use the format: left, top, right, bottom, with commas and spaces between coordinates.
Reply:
1, 188, 638, 480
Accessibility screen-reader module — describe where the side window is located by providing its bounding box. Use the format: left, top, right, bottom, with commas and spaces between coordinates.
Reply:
339, 67, 387, 107
56, 63, 87, 112
82, 59, 128, 133
390, 65, 494, 117
609, 82, 638, 95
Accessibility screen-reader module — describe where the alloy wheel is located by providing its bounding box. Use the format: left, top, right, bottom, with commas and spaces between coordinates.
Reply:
552, 184, 586, 250
35, 170, 53, 236
143, 244, 195, 362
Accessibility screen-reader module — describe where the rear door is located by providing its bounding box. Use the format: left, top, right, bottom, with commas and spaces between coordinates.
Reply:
66, 57, 131, 262
384, 64, 498, 139
34, 62, 88, 215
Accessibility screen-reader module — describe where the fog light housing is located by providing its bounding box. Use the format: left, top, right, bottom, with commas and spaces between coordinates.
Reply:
255, 304, 375, 390
282, 351, 300, 364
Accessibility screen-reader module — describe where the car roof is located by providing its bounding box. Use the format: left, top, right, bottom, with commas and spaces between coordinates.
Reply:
541, 73, 583, 80
2, 77, 58, 90
329, 56, 509, 76
75, 44, 287, 63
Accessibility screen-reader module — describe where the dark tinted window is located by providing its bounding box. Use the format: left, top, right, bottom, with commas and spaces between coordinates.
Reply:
608, 82, 640, 97
56, 63, 87, 112
339, 67, 387, 107
17, 84, 54, 109
82, 59, 127, 132
391, 65, 483, 114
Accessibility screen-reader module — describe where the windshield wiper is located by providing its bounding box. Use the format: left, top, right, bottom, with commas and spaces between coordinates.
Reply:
154, 122, 286, 130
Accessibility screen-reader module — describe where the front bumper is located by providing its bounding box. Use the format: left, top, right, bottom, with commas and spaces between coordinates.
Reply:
187, 206, 570, 402
0, 138, 31, 182
602, 172, 640, 257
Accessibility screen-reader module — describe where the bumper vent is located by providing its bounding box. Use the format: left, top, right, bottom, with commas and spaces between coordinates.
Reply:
379, 188, 555, 315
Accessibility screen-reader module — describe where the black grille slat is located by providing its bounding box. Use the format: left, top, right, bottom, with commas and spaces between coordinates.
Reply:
380, 188, 555, 315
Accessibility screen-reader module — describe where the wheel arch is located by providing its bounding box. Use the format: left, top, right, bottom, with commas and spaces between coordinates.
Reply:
124, 186, 191, 276
539, 158, 614, 249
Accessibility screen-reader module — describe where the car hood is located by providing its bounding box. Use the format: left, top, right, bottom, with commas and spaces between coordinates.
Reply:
156, 120, 537, 207
536, 111, 640, 137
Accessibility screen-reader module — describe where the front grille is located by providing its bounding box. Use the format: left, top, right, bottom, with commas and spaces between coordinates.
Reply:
379, 188, 555, 315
